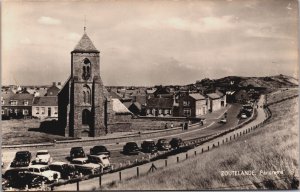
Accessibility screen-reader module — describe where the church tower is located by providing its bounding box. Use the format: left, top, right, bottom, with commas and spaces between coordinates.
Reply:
68, 31, 106, 137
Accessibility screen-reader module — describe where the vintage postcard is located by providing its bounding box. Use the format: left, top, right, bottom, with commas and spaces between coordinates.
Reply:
1, 0, 299, 191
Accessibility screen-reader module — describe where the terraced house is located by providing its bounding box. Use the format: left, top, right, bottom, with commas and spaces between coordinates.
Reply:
177, 92, 208, 117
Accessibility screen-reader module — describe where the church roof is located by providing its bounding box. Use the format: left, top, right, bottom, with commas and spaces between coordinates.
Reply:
72, 33, 99, 53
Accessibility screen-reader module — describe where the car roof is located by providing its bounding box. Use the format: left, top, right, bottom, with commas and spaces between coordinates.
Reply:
71, 147, 83, 149
16, 151, 30, 154
29, 164, 49, 168
37, 150, 49, 153
89, 154, 108, 158
144, 139, 154, 142
50, 161, 68, 166
72, 157, 88, 161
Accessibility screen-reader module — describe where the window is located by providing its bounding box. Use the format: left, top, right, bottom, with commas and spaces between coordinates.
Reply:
11, 100, 18, 106
1, 110, 4, 115
82, 58, 91, 80
183, 101, 190, 106
23, 109, 28, 115
54, 107, 58, 114
14, 109, 18, 115
147, 109, 150, 115
41, 107, 45, 114
183, 108, 191, 117
159, 109, 162, 114
24, 100, 29, 106
152, 109, 156, 115
36, 107, 39, 114
82, 109, 90, 125
1, 97, 4, 105
83, 85, 91, 104
164, 109, 169, 115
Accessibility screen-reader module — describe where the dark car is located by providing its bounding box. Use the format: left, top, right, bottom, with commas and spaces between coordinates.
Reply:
156, 139, 171, 151
90, 146, 110, 157
49, 162, 79, 179
8, 173, 50, 189
123, 142, 140, 155
2, 176, 9, 190
3, 168, 29, 181
70, 147, 85, 160
169, 138, 183, 149
11, 151, 32, 167
141, 140, 158, 153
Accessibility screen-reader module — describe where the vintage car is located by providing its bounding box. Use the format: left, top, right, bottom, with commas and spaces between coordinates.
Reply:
141, 140, 158, 153
90, 146, 110, 157
11, 151, 32, 167
123, 142, 140, 155
34, 150, 52, 165
70, 158, 101, 175
156, 139, 171, 151
28, 164, 61, 181
49, 162, 79, 179
87, 154, 111, 171
70, 147, 86, 160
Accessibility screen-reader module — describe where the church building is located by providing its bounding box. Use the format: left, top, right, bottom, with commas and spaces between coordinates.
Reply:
58, 30, 132, 137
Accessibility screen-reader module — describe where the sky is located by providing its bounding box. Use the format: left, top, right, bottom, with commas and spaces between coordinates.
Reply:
2, 0, 299, 86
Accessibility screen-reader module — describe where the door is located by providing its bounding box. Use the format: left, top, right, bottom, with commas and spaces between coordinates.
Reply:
48, 107, 51, 117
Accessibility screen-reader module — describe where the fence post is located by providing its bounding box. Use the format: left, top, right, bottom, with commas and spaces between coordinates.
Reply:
76, 180, 79, 191
234, 134, 235, 139
137, 167, 139, 177
186, 153, 188, 159
165, 159, 168, 167
230, 136, 231, 140
218, 141, 219, 146
226, 138, 228, 142
207, 146, 210, 151
177, 156, 179, 163
194, 151, 197, 156
202, 148, 204, 153
222, 139, 224, 144
99, 174, 102, 187
119, 171, 122, 181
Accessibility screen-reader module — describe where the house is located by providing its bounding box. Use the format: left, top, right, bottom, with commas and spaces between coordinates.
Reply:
142, 97, 174, 117
153, 86, 173, 98
45, 83, 60, 96
207, 93, 224, 112
32, 96, 58, 119
177, 92, 207, 117
1, 93, 34, 119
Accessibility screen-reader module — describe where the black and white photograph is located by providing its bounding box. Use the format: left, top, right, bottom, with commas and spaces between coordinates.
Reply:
1, 0, 299, 191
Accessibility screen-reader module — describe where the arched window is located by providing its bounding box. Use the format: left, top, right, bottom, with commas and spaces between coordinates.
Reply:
86, 90, 91, 104
82, 109, 90, 125
82, 58, 91, 80
83, 91, 86, 103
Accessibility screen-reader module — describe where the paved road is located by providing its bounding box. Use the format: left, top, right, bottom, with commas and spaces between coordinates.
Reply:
54, 96, 267, 191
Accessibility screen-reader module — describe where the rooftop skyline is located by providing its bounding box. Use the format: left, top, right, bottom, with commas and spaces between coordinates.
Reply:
2, 0, 299, 86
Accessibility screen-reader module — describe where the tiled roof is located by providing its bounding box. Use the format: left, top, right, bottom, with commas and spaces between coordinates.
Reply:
72, 33, 99, 53
6, 93, 34, 106
146, 98, 173, 108
207, 93, 222, 99
189, 93, 206, 100
33, 96, 58, 106
111, 98, 132, 114
45, 85, 60, 96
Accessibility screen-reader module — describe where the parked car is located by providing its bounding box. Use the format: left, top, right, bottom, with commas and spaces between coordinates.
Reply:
11, 151, 32, 167
70, 147, 85, 160
7, 173, 50, 189
240, 113, 248, 119
34, 150, 52, 165
220, 118, 227, 124
28, 164, 61, 181
123, 142, 140, 155
70, 158, 101, 175
88, 154, 111, 171
2, 176, 9, 190
3, 167, 29, 181
49, 162, 79, 179
156, 139, 171, 151
169, 138, 183, 149
141, 140, 158, 153
90, 146, 110, 157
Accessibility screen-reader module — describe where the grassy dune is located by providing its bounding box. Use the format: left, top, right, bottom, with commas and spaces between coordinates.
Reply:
104, 96, 299, 190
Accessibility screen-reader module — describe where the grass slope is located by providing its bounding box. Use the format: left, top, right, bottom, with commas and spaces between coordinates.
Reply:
104, 96, 299, 190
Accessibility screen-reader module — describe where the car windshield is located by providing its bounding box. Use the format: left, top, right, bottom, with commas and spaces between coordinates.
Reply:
127, 143, 137, 147
15, 153, 28, 159
37, 152, 48, 155
40, 167, 50, 172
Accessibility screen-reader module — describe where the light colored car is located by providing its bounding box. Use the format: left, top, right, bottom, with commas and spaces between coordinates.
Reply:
35, 150, 52, 164
28, 164, 61, 181
241, 113, 248, 119
220, 118, 227, 124
88, 154, 111, 170
70, 158, 101, 175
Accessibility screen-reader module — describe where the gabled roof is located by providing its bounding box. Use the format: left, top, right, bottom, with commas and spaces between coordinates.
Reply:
33, 96, 58, 106
111, 98, 132, 114
72, 33, 99, 53
45, 85, 60, 96
8, 93, 34, 106
146, 98, 174, 108
189, 93, 206, 100
207, 93, 222, 99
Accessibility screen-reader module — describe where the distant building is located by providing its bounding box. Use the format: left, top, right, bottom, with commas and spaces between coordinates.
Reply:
32, 96, 58, 119
207, 92, 226, 112
177, 92, 208, 117
45, 83, 60, 96
142, 97, 174, 117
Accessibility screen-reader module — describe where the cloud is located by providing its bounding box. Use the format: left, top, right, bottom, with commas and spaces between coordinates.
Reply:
19, 38, 32, 45
38, 16, 61, 25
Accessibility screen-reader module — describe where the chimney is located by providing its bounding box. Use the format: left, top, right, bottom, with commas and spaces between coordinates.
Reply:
57, 82, 61, 86
52, 82, 56, 86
